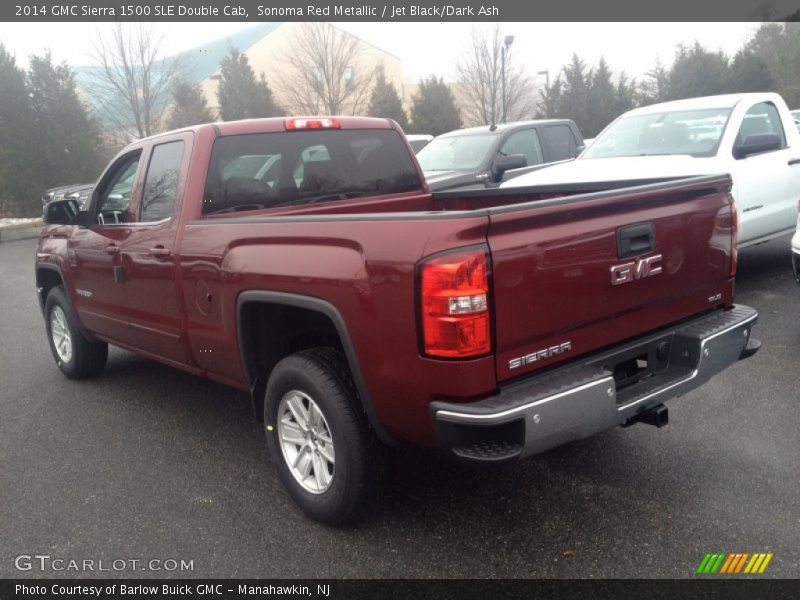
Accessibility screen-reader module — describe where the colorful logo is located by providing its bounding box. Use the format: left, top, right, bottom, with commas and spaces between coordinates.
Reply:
696, 552, 773, 574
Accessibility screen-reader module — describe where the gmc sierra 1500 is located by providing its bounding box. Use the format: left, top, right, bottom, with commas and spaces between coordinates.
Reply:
37, 116, 760, 523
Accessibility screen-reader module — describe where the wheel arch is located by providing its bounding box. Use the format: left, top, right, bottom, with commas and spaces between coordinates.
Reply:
236, 290, 395, 446
35, 262, 66, 314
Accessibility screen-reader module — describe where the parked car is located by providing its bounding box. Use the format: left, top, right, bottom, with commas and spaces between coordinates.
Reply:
41, 183, 93, 213
405, 134, 433, 153
416, 119, 584, 191
38, 116, 759, 524
505, 93, 800, 248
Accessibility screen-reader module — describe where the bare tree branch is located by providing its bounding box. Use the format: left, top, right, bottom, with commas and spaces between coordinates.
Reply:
88, 23, 183, 140
279, 23, 376, 115
456, 26, 537, 126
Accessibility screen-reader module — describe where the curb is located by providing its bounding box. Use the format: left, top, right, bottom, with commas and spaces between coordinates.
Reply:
0, 227, 43, 243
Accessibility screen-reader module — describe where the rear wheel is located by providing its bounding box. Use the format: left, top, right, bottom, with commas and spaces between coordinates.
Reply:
264, 348, 385, 524
276, 389, 336, 494
44, 286, 107, 379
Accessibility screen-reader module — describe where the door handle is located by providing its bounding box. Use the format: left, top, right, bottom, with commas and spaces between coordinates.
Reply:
617, 222, 655, 258
105, 244, 120, 256
148, 246, 171, 259
788, 158, 800, 166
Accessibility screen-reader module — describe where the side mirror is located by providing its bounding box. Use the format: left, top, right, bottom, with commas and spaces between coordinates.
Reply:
491, 154, 527, 182
575, 144, 586, 155
733, 133, 782, 159
43, 198, 81, 225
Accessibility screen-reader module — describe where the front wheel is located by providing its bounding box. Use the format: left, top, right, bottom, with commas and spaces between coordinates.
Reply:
44, 286, 107, 379
264, 348, 383, 524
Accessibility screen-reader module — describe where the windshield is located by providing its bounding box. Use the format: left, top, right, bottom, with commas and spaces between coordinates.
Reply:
416, 134, 498, 171
583, 108, 732, 159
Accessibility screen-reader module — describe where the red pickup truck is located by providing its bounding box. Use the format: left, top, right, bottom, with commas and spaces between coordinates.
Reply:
37, 116, 760, 524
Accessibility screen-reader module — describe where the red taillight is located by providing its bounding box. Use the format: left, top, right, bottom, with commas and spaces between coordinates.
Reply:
285, 118, 341, 130
420, 248, 491, 358
729, 195, 738, 279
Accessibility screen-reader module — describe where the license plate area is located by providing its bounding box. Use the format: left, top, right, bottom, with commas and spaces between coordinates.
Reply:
590, 334, 673, 398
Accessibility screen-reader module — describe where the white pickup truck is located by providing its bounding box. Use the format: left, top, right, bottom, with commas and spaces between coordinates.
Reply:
505, 93, 800, 247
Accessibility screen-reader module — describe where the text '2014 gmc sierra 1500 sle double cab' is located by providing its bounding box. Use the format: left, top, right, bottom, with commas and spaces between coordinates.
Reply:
37, 116, 760, 524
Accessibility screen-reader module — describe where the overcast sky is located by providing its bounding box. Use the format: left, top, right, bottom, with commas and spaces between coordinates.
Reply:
0, 21, 760, 83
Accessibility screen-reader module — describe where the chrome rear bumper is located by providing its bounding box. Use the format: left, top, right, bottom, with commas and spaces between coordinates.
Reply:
431, 305, 759, 462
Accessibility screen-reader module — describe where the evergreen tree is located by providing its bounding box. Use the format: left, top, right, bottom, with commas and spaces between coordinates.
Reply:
536, 77, 564, 119
727, 47, 775, 94
216, 48, 281, 121
27, 51, 105, 193
538, 56, 636, 137
638, 59, 670, 105
560, 54, 592, 130
746, 23, 800, 108
667, 42, 730, 101
167, 79, 214, 129
0, 45, 39, 215
408, 76, 461, 136
585, 58, 617, 137
615, 73, 637, 116
367, 66, 408, 130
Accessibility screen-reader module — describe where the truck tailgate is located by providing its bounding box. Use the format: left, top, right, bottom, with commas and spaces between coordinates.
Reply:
486, 175, 735, 382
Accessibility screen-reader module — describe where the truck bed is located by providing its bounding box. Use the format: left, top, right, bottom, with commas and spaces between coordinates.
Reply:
201, 175, 723, 218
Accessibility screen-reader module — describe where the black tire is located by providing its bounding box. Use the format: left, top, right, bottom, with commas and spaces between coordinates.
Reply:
264, 347, 385, 525
44, 286, 108, 379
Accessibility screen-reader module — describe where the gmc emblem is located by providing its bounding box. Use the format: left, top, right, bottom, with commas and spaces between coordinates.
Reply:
610, 254, 663, 286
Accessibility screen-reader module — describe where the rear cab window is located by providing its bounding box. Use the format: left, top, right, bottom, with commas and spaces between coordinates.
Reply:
202, 129, 423, 215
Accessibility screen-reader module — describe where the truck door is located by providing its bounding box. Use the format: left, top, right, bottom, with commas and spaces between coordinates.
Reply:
68, 151, 142, 342
732, 100, 800, 244
118, 135, 190, 364
494, 128, 545, 184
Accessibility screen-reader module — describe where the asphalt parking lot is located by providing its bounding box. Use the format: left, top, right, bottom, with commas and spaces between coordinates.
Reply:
1, 234, 798, 579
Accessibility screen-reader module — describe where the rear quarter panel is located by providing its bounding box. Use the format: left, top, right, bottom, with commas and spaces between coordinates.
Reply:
178, 214, 497, 445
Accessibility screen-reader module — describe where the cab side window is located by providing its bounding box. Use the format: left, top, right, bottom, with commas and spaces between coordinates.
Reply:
500, 129, 544, 167
736, 102, 787, 150
141, 141, 185, 222
542, 124, 579, 160
95, 154, 140, 225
